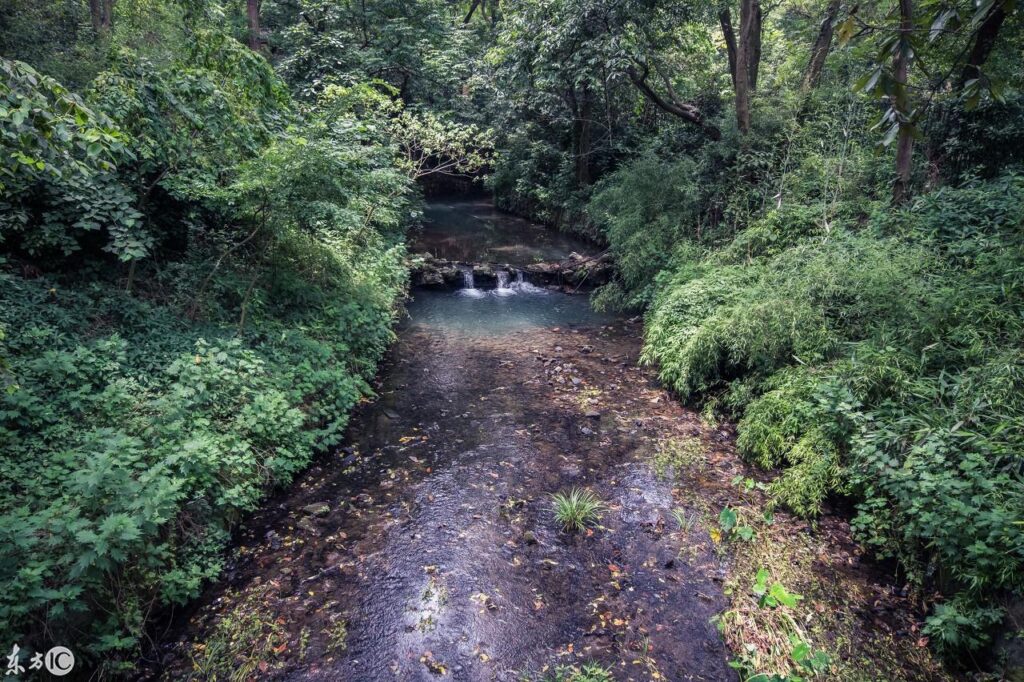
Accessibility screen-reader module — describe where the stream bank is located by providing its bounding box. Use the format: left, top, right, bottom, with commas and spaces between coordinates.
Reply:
148, 201, 950, 682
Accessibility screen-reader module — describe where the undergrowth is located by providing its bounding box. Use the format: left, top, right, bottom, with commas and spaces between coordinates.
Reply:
635, 175, 1024, 655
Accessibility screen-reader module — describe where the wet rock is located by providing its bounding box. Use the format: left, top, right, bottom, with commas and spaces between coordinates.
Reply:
303, 502, 330, 517
420, 270, 444, 286
265, 530, 282, 550
296, 516, 319, 534
585, 410, 601, 419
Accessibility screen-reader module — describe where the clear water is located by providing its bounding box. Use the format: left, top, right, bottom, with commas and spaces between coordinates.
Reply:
405, 287, 615, 336
406, 199, 614, 335
411, 199, 597, 265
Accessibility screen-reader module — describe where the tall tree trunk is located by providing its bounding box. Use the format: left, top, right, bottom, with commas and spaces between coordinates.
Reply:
734, 0, 756, 133
89, 0, 102, 33
748, 1, 762, 91
803, 0, 842, 90
724, 0, 762, 133
101, 0, 114, 31
719, 10, 738, 89
958, 4, 1007, 88
892, 0, 914, 204
247, 0, 261, 51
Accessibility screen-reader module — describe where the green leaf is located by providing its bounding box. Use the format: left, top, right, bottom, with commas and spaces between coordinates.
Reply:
719, 506, 737, 532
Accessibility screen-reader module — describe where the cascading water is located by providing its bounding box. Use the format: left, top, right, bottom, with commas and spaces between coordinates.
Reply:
511, 269, 545, 294
494, 270, 514, 296
457, 265, 484, 298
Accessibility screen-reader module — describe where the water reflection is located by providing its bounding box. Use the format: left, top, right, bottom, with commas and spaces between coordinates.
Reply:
411, 199, 597, 265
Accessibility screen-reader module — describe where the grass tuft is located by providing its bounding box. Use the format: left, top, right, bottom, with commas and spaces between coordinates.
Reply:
550, 487, 605, 532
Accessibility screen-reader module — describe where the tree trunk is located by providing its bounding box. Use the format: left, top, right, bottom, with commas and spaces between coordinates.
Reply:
247, 0, 261, 51
749, 1, 762, 91
958, 4, 1007, 88
803, 0, 842, 90
892, 0, 914, 204
719, 10, 738, 89
89, 0, 102, 33
734, 0, 756, 133
464, 0, 482, 23
101, 0, 114, 31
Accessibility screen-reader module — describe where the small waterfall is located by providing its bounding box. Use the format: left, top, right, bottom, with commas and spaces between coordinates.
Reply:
512, 269, 545, 294
457, 265, 484, 297
494, 270, 515, 296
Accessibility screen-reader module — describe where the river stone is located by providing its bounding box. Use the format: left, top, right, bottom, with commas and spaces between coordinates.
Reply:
302, 502, 330, 517
296, 516, 319, 534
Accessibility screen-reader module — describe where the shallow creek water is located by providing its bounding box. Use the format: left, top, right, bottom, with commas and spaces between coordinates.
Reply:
156, 202, 735, 681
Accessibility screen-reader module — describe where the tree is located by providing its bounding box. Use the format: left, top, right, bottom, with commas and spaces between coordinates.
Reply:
90, 0, 115, 33
891, 0, 914, 203
719, 0, 763, 133
803, 0, 843, 90
846, 0, 1016, 202
626, 62, 721, 139
247, 0, 261, 51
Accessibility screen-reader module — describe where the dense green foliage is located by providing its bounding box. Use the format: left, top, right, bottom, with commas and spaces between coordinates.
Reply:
0, 1, 429, 669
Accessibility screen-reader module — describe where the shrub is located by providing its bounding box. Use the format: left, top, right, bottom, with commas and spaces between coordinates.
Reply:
588, 153, 702, 308
0, 36, 413, 665
635, 175, 1024, 652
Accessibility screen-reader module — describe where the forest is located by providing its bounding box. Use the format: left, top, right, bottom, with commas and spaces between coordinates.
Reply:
0, 0, 1021, 680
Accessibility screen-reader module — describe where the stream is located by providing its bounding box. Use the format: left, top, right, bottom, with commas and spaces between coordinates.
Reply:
156, 200, 735, 681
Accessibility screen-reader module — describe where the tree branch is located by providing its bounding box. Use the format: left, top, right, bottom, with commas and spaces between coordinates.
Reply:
626, 63, 721, 140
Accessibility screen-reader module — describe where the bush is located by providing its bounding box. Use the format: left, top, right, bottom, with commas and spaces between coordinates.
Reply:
0, 36, 414, 667
636, 175, 1024, 652
588, 153, 702, 308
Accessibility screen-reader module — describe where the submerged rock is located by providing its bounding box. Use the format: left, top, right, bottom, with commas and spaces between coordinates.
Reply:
302, 502, 330, 517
